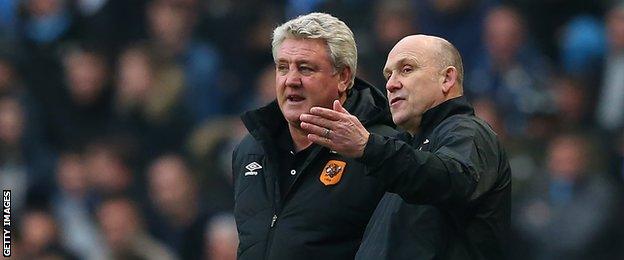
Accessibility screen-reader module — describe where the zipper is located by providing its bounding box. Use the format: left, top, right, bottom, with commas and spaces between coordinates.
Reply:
264, 212, 280, 259
265, 145, 324, 259
264, 212, 278, 259
264, 161, 282, 260
261, 137, 320, 259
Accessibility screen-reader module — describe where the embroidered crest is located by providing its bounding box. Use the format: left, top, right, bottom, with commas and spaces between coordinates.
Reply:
320, 160, 346, 186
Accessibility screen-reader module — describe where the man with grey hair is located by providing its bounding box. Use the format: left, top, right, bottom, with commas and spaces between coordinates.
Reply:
301, 34, 511, 259
232, 12, 396, 259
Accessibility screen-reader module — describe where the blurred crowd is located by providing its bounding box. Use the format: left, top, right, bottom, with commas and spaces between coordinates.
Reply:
0, 0, 623, 259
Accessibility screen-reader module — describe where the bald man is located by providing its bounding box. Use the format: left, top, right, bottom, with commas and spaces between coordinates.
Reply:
300, 35, 511, 259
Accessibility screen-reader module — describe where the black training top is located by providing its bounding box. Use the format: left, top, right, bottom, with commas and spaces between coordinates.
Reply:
356, 96, 511, 260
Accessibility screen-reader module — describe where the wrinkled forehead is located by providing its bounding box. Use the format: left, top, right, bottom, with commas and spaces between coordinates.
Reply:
385, 40, 436, 68
276, 38, 331, 61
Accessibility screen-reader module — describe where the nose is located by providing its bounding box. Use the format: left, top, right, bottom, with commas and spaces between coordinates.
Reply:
284, 68, 302, 88
386, 73, 401, 92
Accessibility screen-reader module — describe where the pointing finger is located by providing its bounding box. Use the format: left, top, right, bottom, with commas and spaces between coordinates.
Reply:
309, 106, 345, 121
300, 114, 335, 129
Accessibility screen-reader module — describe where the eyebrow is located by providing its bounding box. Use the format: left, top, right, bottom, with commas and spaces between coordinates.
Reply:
383, 57, 419, 75
276, 57, 314, 63
397, 57, 418, 66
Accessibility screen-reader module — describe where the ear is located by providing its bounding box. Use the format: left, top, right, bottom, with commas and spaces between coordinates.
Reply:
337, 66, 352, 93
441, 66, 457, 94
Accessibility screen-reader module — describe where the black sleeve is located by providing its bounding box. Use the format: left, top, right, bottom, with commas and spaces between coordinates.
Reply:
359, 121, 494, 206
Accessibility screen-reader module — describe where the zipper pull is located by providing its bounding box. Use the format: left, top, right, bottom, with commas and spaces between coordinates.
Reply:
270, 214, 277, 228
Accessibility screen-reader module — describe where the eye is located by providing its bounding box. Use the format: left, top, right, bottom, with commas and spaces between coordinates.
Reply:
299, 65, 314, 75
276, 64, 288, 74
401, 65, 413, 74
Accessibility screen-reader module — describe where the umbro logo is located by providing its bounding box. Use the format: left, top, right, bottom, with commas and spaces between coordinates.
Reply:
245, 162, 262, 176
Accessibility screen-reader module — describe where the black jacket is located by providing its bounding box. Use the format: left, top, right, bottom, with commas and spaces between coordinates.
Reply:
356, 96, 511, 260
232, 78, 396, 260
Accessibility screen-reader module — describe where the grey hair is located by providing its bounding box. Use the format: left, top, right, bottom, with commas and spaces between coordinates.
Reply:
272, 12, 357, 89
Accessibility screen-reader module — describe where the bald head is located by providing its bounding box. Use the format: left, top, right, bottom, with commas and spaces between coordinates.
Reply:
383, 34, 465, 133
391, 35, 464, 88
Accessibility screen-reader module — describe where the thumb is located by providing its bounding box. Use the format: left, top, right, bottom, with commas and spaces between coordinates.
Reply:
333, 100, 349, 114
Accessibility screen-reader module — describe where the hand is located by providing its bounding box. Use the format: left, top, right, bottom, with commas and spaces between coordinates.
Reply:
300, 100, 370, 158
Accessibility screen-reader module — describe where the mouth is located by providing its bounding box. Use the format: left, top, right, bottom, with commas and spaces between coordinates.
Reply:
286, 94, 305, 103
390, 97, 405, 106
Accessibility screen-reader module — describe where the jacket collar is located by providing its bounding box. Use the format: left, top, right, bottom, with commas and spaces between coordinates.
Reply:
422, 96, 474, 131
241, 100, 284, 142
401, 96, 474, 142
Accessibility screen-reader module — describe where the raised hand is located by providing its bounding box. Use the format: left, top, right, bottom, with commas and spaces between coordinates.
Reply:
300, 100, 370, 158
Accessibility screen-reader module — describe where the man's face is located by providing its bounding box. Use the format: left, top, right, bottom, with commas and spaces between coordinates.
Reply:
275, 38, 345, 127
383, 36, 444, 132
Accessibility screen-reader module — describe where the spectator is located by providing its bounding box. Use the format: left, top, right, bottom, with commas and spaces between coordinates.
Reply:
146, 0, 225, 123
512, 0, 607, 60
473, 97, 507, 141
97, 196, 177, 260
467, 5, 554, 137
558, 15, 605, 76
19, 0, 76, 45
147, 154, 211, 260
473, 97, 546, 198
358, 0, 417, 90
250, 64, 277, 109
83, 137, 138, 213
596, 2, 624, 133
0, 96, 27, 205
39, 43, 113, 150
413, 0, 494, 68
204, 213, 238, 260
110, 43, 192, 164
16, 0, 75, 136
214, 7, 280, 116
17, 209, 77, 259
512, 132, 622, 259
550, 74, 593, 129
51, 150, 108, 260
0, 93, 54, 213
185, 117, 240, 211
0, 54, 55, 190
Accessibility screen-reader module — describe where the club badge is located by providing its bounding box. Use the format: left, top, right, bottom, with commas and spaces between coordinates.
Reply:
320, 160, 346, 186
